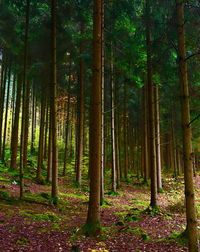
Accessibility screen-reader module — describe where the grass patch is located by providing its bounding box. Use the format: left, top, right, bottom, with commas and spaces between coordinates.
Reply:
167, 231, 187, 246
16, 237, 29, 246
122, 226, 150, 241
20, 210, 60, 222
144, 205, 160, 216
60, 192, 88, 201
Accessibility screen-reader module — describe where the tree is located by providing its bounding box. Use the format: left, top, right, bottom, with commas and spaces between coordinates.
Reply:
146, 0, 157, 207
85, 0, 103, 236
176, 0, 199, 250
50, 0, 58, 202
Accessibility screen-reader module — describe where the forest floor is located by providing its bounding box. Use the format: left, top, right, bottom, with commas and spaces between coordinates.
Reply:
0, 164, 199, 252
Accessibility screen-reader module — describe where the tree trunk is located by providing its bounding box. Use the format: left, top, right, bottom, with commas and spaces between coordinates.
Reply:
2, 64, 11, 162
51, 0, 58, 201
110, 46, 117, 192
176, 1, 199, 250
100, 0, 105, 204
76, 22, 85, 186
0, 60, 8, 159
146, 0, 157, 207
10, 74, 22, 169
23, 79, 30, 168
86, 0, 103, 235
154, 85, 162, 191
63, 59, 71, 176
37, 93, 46, 181
20, 0, 30, 198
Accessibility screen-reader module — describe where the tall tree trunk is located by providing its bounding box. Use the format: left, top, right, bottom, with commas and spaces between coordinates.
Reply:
154, 85, 162, 191
37, 93, 46, 181
31, 85, 35, 153
86, 0, 103, 235
23, 79, 30, 168
146, 0, 157, 207
100, 0, 105, 204
47, 106, 52, 182
176, 1, 199, 250
123, 82, 128, 179
20, 0, 30, 198
10, 74, 22, 169
63, 59, 71, 176
110, 46, 116, 192
2, 64, 11, 162
51, 0, 58, 201
0, 60, 8, 159
76, 22, 85, 186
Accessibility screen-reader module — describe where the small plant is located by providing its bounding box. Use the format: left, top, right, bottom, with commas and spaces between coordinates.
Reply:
16, 237, 29, 246
106, 191, 119, 196
168, 231, 187, 246
144, 205, 160, 216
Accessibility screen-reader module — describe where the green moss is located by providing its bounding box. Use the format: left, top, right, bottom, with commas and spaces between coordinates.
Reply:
20, 210, 60, 222
0, 191, 9, 199
124, 227, 150, 241
144, 205, 160, 216
167, 231, 188, 246
60, 192, 88, 201
82, 221, 101, 237
106, 191, 120, 196
24, 193, 49, 204
132, 198, 149, 209
16, 237, 29, 246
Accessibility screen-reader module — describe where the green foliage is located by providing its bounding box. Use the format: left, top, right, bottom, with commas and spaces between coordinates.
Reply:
20, 210, 60, 222
144, 206, 160, 217
0, 191, 10, 199
16, 237, 29, 246
123, 227, 150, 241
167, 231, 188, 246
82, 222, 101, 237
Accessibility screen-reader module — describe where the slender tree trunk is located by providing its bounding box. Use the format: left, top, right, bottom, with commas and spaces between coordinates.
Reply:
20, 0, 30, 198
37, 93, 46, 181
63, 60, 71, 176
44, 101, 49, 159
123, 82, 128, 179
47, 109, 52, 182
100, 0, 105, 204
2, 64, 11, 162
146, 0, 157, 207
10, 74, 22, 169
110, 46, 117, 192
51, 0, 58, 201
76, 22, 85, 186
86, 0, 103, 235
154, 85, 162, 191
23, 79, 30, 168
0, 61, 8, 159
31, 85, 35, 153
176, 1, 199, 250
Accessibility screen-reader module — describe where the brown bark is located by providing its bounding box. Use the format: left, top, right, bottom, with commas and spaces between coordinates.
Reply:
2, 64, 11, 161
86, 0, 103, 235
51, 0, 58, 200
176, 1, 199, 250
146, 0, 157, 207
10, 74, 22, 169
76, 22, 85, 186
37, 93, 46, 180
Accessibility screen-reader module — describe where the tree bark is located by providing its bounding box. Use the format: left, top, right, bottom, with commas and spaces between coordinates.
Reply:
146, 0, 157, 207
86, 0, 103, 235
2, 63, 11, 162
50, 0, 58, 201
176, 1, 199, 250
76, 22, 85, 186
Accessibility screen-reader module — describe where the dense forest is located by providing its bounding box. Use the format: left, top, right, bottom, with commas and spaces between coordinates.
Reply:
0, 0, 199, 251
